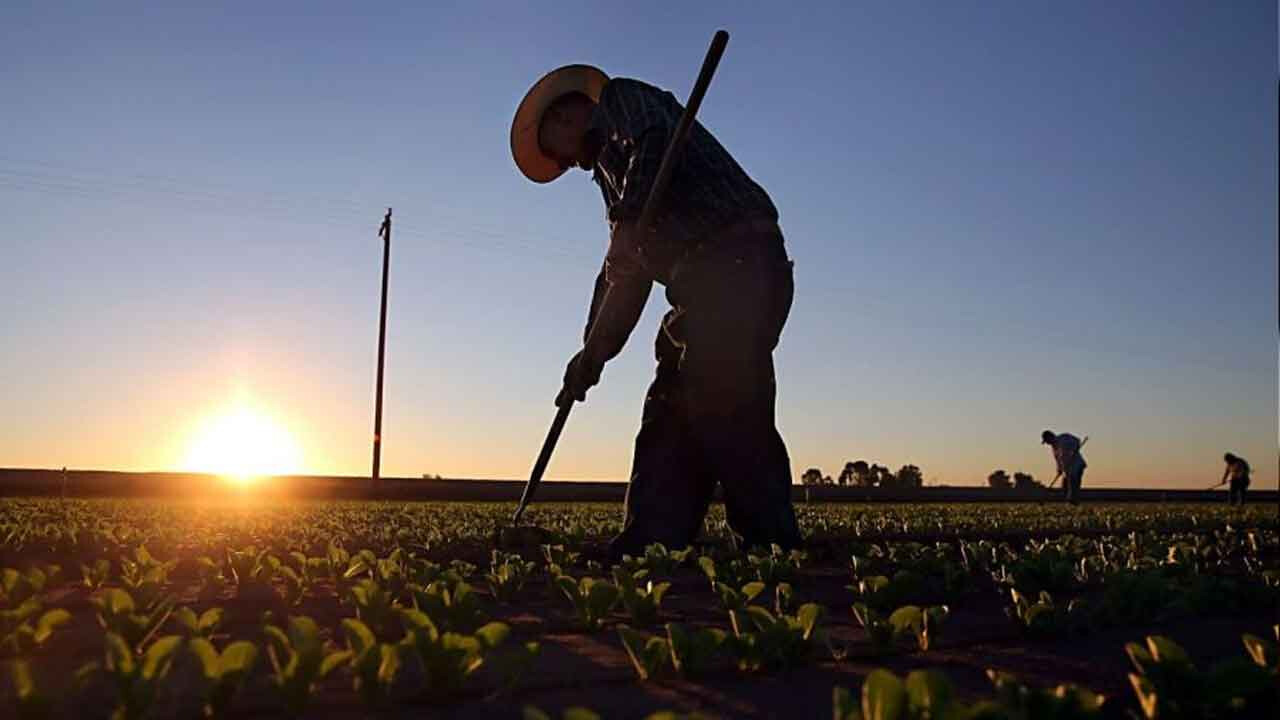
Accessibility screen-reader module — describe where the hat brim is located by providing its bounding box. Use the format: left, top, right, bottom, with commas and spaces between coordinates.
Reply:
510, 64, 609, 183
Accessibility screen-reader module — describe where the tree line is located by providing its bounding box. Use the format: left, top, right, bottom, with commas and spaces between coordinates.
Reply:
796, 462, 1044, 491
799, 461, 923, 489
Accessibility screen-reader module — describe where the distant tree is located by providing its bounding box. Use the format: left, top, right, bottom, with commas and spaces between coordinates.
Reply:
1013, 471, 1041, 489
895, 464, 924, 489
801, 468, 824, 486
872, 464, 895, 488
837, 462, 856, 486
987, 470, 1012, 489
849, 460, 874, 487
822, 475, 835, 486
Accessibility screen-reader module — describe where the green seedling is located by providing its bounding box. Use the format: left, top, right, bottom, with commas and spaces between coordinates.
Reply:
716, 581, 766, 613
409, 579, 486, 634
1126, 634, 1276, 719
666, 622, 726, 677
91, 588, 174, 653
852, 602, 895, 653
263, 615, 351, 718
171, 606, 224, 638
76, 632, 183, 720
488, 550, 536, 603
187, 637, 259, 718
554, 576, 620, 632
727, 603, 823, 671
982, 669, 1107, 719
697, 554, 750, 591
887, 605, 949, 652
340, 617, 419, 709
81, 558, 111, 592
7, 660, 52, 720
399, 608, 512, 697
613, 568, 671, 627
617, 625, 670, 680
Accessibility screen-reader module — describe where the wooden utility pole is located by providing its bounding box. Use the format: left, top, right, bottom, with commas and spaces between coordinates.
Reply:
371, 208, 392, 488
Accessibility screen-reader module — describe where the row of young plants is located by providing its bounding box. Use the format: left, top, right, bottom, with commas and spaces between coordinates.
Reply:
6, 562, 540, 719
3, 499, 1274, 562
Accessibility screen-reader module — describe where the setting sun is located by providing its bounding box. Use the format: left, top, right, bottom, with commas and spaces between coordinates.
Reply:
182, 403, 303, 485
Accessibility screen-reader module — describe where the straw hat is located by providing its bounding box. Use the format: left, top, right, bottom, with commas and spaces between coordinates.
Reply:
510, 64, 609, 183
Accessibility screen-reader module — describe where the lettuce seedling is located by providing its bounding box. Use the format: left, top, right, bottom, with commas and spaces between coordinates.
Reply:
554, 576, 620, 632
613, 568, 670, 627
617, 625, 670, 680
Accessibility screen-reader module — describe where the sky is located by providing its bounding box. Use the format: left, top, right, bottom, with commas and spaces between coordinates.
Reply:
1, 1, 1276, 489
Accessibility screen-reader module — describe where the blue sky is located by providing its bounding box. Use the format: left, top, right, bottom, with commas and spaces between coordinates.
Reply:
1, 1, 1276, 488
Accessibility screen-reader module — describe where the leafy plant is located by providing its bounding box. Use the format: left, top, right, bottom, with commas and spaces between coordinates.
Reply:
852, 602, 894, 653
171, 606, 224, 638
833, 668, 960, 720
554, 576, 620, 632
666, 622, 726, 677
340, 617, 418, 708
186, 637, 259, 718
542, 544, 581, 575
727, 603, 823, 671
834, 668, 1106, 720
81, 558, 112, 592
399, 608, 513, 697
887, 605, 948, 652
715, 581, 766, 613
7, 660, 52, 720
697, 554, 750, 591
263, 615, 351, 717
981, 669, 1107, 719
1006, 589, 1085, 638
854, 571, 927, 613
621, 543, 692, 577
409, 579, 486, 633
617, 625, 670, 680
76, 632, 183, 720
119, 546, 176, 609
1126, 634, 1277, 719
613, 568, 671, 627
747, 544, 806, 585
349, 578, 404, 640
91, 588, 174, 652
224, 546, 280, 600
1, 594, 70, 656
488, 550, 536, 603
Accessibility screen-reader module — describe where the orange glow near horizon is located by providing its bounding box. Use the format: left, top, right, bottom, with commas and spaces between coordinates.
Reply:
181, 402, 303, 486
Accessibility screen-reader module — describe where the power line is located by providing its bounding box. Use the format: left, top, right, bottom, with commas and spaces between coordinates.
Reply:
0, 160, 599, 264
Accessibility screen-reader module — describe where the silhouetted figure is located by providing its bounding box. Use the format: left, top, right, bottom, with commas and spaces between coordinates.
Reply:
1218, 452, 1251, 506
511, 66, 800, 561
1042, 430, 1087, 505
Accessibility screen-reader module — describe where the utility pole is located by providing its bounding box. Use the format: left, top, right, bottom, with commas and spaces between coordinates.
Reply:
371, 208, 392, 489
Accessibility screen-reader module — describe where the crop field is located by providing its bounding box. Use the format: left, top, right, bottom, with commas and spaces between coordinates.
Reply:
0, 498, 1276, 719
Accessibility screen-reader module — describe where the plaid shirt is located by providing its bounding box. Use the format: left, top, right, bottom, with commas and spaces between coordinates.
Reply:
588, 77, 778, 284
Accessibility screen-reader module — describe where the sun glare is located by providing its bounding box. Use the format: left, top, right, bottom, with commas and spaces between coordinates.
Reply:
183, 403, 303, 485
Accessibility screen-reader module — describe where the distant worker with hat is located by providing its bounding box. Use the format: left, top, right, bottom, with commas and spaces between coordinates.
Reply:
510, 63, 801, 560
1042, 430, 1087, 505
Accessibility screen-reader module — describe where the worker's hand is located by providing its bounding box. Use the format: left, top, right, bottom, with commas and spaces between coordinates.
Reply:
555, 348, 602, 408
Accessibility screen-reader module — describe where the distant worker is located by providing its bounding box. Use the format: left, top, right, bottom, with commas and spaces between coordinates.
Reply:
1042, 430, 1087, 505
1212, 452, 1250, 506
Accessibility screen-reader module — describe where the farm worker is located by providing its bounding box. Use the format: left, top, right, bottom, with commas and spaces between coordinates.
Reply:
510, 65, 801, 561
1042, 430, 1086, 505
1215, 453, 1251, 506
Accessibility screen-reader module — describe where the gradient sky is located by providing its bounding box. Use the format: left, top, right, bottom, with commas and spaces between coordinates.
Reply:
2, 1, 1276, 489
